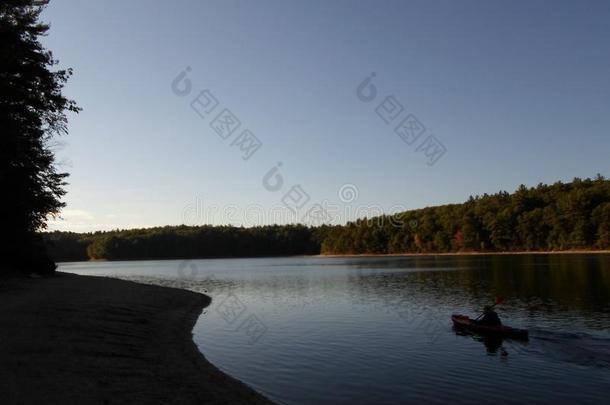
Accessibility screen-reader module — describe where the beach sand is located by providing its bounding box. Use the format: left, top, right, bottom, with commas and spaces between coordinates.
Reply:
0, 272, 273, 404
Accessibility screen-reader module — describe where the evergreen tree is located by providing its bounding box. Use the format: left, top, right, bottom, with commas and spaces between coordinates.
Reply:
1, 0, 79, 274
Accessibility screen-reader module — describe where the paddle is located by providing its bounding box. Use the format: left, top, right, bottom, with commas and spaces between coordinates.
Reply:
474, 296, 504, 321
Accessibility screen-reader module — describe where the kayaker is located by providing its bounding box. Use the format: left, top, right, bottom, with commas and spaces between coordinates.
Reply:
476, 305, 502, 326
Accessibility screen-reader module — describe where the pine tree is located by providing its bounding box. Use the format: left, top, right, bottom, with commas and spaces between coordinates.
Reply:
1, 0, 79, 274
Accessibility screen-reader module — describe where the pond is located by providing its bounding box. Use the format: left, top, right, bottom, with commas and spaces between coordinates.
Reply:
60, 254, 610, 404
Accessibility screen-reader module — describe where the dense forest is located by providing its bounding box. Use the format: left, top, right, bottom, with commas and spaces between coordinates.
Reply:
43, 176, 610, 261
44, 225, 324, 262
321, 176, 610, 254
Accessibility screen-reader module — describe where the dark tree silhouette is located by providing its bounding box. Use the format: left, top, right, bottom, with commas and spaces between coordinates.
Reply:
1, 0, 79, 274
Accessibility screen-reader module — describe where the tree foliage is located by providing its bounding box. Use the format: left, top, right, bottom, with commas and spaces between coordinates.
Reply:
1, 0, 79, 273
322, 176, 610, 254
44, 177, 610, 262
44, 225, 325, 262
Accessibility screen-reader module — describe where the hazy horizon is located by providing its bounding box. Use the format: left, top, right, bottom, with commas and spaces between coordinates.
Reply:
44, 175, 606, 233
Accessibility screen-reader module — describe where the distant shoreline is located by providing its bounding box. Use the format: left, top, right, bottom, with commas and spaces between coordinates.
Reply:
0, 272, 273, 404
56, 250, 610, 263
318, 250, 610, 258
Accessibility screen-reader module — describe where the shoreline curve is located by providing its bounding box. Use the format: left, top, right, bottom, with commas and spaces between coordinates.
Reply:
0, 271, 273, 404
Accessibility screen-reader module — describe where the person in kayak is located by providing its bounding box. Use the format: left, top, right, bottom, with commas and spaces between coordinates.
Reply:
476, 305, 502, 326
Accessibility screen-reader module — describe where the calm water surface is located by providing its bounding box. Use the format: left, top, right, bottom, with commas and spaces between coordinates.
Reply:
60, 255, 610, 404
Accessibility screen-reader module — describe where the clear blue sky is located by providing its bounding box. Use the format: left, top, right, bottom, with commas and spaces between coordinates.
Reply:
42, 0, 610, 232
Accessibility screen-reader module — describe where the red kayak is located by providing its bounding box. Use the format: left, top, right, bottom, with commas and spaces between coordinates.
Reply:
452, 314, 529, 340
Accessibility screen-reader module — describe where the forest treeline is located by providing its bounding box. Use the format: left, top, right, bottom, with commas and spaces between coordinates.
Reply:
43, 176, 610, 261
322, 176, 610, 254
43, 225, 324, 262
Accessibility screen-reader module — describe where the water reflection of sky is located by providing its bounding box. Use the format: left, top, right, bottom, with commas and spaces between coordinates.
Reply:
60, 254, 610, 404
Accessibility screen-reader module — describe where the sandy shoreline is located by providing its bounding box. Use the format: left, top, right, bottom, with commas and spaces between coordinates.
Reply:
0, 272, 273, 404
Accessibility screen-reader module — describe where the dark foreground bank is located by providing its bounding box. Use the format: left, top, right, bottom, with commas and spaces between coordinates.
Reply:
0, 272, 273, 404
